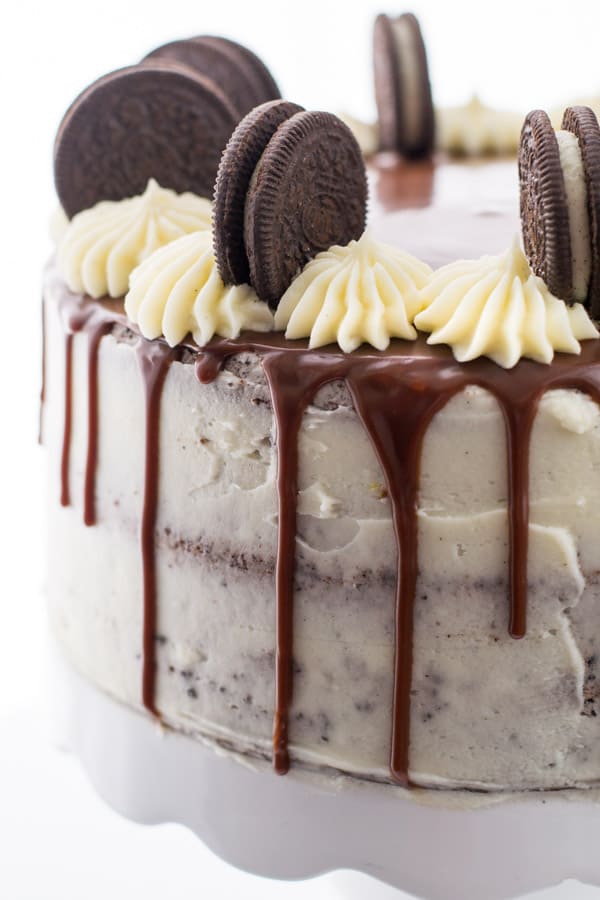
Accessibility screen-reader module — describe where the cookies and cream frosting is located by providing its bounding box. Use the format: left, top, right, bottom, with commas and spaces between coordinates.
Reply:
274, 232, 432, 352
58, 179, 212, 299
414, 239, 599, 368
125, 230, 274, 347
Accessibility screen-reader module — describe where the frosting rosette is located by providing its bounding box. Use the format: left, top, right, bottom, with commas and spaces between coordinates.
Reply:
58, 179, 212, 299
414, 239, 599, 368
436, 95, 523, 156
125, 230, 274, 347
274, 232, 432, 352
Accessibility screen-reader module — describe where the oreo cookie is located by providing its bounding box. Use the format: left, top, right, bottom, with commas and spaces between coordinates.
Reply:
215, 37, 281, 108
519, 109, 572, 302
519, 106, 600, 312
562, 106, 600, 317
214, 107, 367, 306
244, 111, 368, 306
373, 12, 434, 158
143, 35, 280, 119
213, 100, 305, 286
54, 63, 238, 218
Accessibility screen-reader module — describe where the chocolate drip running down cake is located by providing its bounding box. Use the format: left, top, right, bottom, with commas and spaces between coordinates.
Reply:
43, 146, 600, 792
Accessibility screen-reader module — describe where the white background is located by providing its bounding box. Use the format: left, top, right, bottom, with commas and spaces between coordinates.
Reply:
3, 0, 600, 897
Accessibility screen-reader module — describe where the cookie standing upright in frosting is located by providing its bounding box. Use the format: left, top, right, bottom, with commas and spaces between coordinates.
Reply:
214, 106, 368, 306
373, 11, 435, 158
519, 105, 600, 316
213, 100, 305, 286
54, 64, 238, 216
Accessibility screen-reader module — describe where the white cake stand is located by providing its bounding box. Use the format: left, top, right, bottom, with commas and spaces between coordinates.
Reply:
48, 640, 600, 900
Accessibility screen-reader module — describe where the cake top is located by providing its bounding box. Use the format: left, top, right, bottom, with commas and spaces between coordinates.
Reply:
51, 21, 600, 368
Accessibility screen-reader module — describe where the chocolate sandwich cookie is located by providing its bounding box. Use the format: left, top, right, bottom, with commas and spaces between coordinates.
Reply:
519, 109, 572, 301
213, 100, 305, 286
373, 12, 434, 158
519, 106, 600, 311
244, 111, 368, 306
54, 64, 238, 218
214, 36, 281, 108
562, 106, 600, 317
143, 35, 280, 119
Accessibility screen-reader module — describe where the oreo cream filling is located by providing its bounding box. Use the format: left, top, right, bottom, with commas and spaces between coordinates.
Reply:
556, 130, 592, 301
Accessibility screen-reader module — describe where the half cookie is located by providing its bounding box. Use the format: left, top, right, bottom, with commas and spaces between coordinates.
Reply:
54, 64, 238, 217
214, 105, 368, 307
373, 12, 434, 158
519, 106, 600, 316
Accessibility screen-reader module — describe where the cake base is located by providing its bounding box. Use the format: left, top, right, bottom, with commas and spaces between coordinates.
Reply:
49, 638, 600, 900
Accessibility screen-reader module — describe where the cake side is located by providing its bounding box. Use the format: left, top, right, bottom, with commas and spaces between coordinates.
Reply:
44, 267, 600, 790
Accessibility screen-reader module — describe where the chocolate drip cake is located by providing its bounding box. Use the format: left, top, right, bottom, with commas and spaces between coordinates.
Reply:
43, 27, 600, 801
43, 157, 600, 792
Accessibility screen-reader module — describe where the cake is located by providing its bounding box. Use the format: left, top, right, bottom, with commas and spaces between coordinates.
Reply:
43, 24, 600, 807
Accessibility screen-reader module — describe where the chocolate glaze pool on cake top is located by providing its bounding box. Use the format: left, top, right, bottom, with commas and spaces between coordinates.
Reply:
43, 158, 600, 785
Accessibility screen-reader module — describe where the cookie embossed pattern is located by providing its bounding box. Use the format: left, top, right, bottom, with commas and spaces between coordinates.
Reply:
54, 65, 238, 215
42, 17, 600, 900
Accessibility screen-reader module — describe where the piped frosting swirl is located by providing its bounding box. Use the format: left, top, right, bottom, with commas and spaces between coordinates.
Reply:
436, 95, 523, 156
125, 231, 274, 347
414, 239, 599, 368
58, 179, 212, 299
274, 232, 432, 352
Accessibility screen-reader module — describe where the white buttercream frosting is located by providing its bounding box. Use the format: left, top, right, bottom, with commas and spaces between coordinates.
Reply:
414, 239, 599, 368
125, 231, 274, 347
436, 95, 523, 156
556, 130, 592, 302
274, 232, 432, 352
49, 206, 69, 245
58, 180, 212, 299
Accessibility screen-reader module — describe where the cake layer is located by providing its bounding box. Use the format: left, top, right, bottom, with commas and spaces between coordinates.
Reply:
43, 268, 600, 790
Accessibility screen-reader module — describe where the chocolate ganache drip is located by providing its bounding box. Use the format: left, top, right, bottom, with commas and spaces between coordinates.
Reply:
137, 342, 178, 716
57, 294, 114, 521
196, 334, 600, 785
47, 284, 600, 786
52, 285, 179, 719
